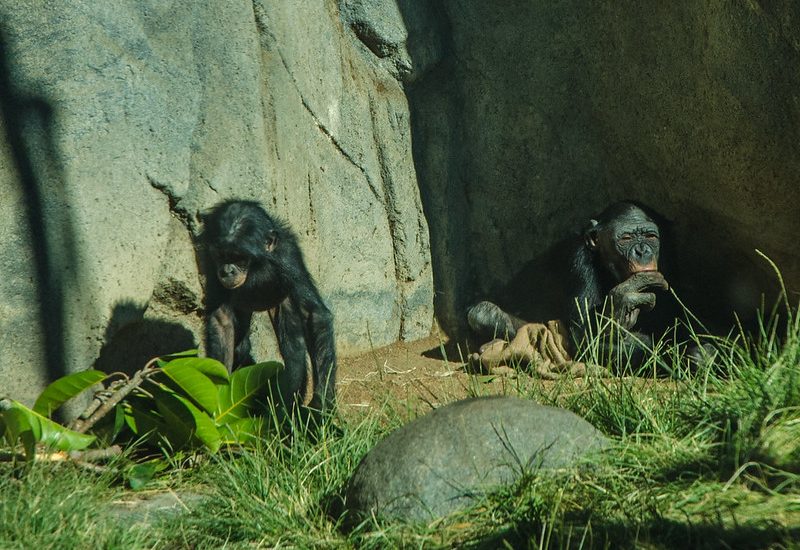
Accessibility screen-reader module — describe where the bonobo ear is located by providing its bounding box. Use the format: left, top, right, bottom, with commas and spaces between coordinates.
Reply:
584, 219, 599, 250
265, 230, 279, 252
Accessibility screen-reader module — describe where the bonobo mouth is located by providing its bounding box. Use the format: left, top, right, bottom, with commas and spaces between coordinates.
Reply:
629, 262, 658, 274
220, 276, 247, 290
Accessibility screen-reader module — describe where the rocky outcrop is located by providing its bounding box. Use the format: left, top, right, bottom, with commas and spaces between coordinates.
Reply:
0, 0, 433, 405
2, 1, 799, 405
409, 1, 800, 331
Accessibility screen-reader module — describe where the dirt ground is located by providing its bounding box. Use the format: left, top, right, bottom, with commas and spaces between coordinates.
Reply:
335, 333, 556, 423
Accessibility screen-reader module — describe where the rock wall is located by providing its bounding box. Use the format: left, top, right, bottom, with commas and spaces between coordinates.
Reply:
408, 0, 800, 332
0, 0, 433, 406
2, 0, 799, 405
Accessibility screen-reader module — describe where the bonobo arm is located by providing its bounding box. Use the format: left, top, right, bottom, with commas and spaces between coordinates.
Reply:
305, 303, 336, 412
571, 271, 669, 367
293, 283, 337, 414
608, 271, 669, 330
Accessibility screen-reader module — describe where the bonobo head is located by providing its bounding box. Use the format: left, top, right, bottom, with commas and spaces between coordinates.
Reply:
585, 202, 660, 282
202, 200, 279, 290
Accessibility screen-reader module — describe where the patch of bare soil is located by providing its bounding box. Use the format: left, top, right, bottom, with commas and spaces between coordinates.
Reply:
334, 334, 682, 425
336, 335, 547, 423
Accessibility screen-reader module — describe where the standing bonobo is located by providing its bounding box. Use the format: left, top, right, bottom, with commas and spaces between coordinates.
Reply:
468, 202, 670, 365
202, 200, 336, 414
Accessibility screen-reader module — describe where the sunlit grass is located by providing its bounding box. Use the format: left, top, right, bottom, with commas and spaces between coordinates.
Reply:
0, 462, 151, 550
3, 281, 800, 548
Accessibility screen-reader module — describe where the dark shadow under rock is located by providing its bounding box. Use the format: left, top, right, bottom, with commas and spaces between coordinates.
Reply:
94, 302, 197, 377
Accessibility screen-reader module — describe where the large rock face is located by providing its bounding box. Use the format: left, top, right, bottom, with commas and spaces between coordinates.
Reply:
0, 1, 433, 405
342, 396, 609, 524
2, 1, 799, 403
408, 1, 800, 332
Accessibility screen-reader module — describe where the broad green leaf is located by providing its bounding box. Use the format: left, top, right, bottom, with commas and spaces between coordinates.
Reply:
163, 357, 229, 385
0, 400, 95, 453
160, 359, 222, 414
175, 394, 221, 452
125, 402, 168, 443
19, 431, 36, 460
2, 406, 32, 446
33, 370, 108, 417
156, 349, 200, 367
111, 404, 126, 440
218, 417, 267, 445
184, 357, 229, 384
153, 391, 221, 452
92, 403, 128, 445
216, 362, 283, 425
151, 391, 193, 450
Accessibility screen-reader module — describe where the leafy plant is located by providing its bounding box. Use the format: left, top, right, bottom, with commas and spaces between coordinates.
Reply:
0, 351, 283, 461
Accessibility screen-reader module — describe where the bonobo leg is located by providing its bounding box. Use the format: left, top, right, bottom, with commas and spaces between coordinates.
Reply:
467, 301, 528, 342
271, 299, 309, 412
207, 302, 237, 372
686, 342, 717, 371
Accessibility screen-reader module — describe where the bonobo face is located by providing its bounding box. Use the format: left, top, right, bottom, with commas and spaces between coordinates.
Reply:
212, 249, 251, 289
613, 222, 659, 275
607, 217, 659, 280
588, 207, 660, 282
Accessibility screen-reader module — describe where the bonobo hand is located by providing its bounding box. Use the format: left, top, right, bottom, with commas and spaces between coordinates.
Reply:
609, 271, 669, 330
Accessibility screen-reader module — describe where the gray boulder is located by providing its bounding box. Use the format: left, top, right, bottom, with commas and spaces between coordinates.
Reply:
343, 396, 609, 524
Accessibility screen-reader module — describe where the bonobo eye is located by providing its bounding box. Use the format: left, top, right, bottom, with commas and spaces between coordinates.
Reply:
618, 234, 633, 243
645, 232, 659, 240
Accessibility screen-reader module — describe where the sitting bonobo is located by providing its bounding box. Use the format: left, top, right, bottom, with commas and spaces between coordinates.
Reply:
468, 202, 672, 369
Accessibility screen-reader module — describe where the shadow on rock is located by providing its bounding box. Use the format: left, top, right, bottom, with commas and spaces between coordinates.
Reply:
0, 23, 76, 385
94, 301, 197, 376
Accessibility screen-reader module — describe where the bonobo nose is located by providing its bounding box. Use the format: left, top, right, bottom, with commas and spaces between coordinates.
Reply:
633, 243, 650, 259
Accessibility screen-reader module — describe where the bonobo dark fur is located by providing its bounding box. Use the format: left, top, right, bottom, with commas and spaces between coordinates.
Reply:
467, 201, 671, 365
202, 199, 337, 414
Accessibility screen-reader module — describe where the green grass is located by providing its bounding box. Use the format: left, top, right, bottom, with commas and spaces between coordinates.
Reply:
0, 461, 152, 549
3, 302, 800, 548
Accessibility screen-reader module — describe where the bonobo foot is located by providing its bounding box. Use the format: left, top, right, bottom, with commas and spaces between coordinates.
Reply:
686, 342, 717, 370
466, 301, 517, 341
